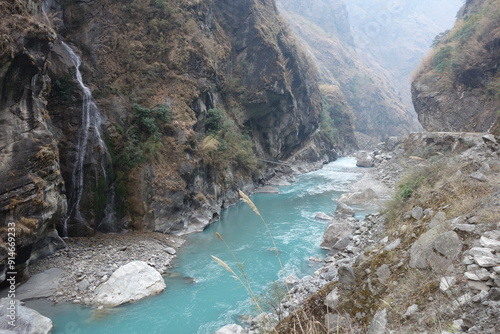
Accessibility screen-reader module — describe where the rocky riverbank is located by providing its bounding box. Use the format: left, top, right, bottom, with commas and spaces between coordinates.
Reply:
16, 232, 184, 305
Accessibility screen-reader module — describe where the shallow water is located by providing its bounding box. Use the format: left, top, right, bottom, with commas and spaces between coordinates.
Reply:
42, 157, 367, 334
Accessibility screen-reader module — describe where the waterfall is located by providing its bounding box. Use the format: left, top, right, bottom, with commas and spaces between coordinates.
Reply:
60, 42, 116, 237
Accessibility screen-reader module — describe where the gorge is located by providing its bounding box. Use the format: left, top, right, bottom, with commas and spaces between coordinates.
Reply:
1, 0, 500, 333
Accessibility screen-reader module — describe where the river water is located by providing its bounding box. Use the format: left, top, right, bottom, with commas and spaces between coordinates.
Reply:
42, 157, 366, 334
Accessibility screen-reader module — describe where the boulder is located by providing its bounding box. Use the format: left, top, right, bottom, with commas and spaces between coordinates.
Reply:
321, 217, 354, 250
324, 288, 340, 309
0, 298, 53, 334
93, 261, 166, 307
334, 203, 355, 217
16, 268, 66, 301
356, 151, 374, 168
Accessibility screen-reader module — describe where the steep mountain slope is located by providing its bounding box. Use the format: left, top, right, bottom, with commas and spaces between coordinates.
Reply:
346, 0, 463, 116
412, 0, 500, 132
278, 0, 421, 146
0, 0, 333, 283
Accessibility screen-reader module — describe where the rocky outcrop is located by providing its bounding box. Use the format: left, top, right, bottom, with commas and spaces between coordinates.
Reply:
0, 1, 66, 283
93, 261, 166, 307
0, 298, 53, 334
412, 0, 500, 132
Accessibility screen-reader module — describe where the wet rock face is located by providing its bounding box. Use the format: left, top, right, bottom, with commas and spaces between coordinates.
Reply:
0, 20, 66, 283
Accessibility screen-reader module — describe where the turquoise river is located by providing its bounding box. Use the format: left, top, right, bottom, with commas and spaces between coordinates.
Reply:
33, 157, 369, 334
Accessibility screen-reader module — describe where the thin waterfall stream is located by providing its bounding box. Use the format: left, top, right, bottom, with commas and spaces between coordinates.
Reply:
60, 42, 116, 236
35, 157, 370, 334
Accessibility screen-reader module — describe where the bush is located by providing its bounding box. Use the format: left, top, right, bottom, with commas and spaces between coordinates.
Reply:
432, 46, 454, 72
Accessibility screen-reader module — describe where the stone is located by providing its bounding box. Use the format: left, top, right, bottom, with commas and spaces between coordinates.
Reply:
410, 223, 451, 269
93, 261, 166, 307
356, 151, 374, 168
453, 224, 476, 233
470, 172, 487, 182
489, 288, 500, 301
214, 324, 247, 334
321, 217, 354, 250
480, 236, 500, 250
367, 309, 387, 334
335, 203, 355, 217
482, 134, 497, 144
376, 264, 391, 284
493, 266, 500, 274
469, 247, 494, 257
77, 278, 90, 292
467, 280, 490, 292
338, 266, 355, 284
428, 211, 446, 228
384, 238, 401, 251
439, 276, 457, 292
165, 247, 177, 255
474, 255, 499, 268
0, 298, 53, 334
284, 274, 299, 285
452, 319, 464, 331
315, 212, 333, 221
433, 231, 462, 259
411, 206, 424, 220
16, 268, 66, 301
464, 268, 491, 281
325, 288, 340, 309
403, 304, 418, 318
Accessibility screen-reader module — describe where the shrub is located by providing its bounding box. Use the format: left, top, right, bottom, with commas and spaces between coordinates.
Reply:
432, 46, 454, 72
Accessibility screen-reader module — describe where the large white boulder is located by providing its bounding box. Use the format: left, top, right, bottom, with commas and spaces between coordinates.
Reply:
93, 261, 166, 307
0, 298, 53, 334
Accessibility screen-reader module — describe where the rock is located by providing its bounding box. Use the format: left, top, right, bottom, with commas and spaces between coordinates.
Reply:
480, 236, 500, 250
324, 288, 340, 309
411, 207, 424, 220
489, 288, 500, 301
470, 172, 487, 182
474, 255, 499, 268
467, 280, 490, 292
315, 212, 333, 221
338, 266, 355, 284
367, 309, 387, 334
440, 276, 457, 292
356, 151, 374, 167
15, 268, 66, 301
385, 136, 402, 151
93, 261, 166, 307
428, 211, 446, 229
469, 247, 494, 257
482, 134, 497, 144
165, 247, 177, 255
335, 203, 355, 217
0, 298, 53, 334
321, 217, 354, 250
453, 224, 476, 233
255, 186, 280, 194
464, 268, 491, 281
384, 238, 401, 251
403, 304, 418, 319
214, 324, 247, 334
410, 226, 461, 271
376, 264, 391, 284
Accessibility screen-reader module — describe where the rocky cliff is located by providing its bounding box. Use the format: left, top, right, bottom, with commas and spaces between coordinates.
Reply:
278, 0, 421, 147
412, 0, 500, 132
0, 0, 335, 282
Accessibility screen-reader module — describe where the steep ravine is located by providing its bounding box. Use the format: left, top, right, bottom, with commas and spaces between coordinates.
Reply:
0, 0, 339, 285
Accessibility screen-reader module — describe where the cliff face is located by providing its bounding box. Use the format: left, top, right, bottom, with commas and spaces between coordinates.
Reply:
0, 1, 66, 282
278, 0, 421, 146
1, 0, 330, 279
412, 0, 500, 132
